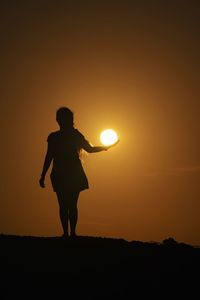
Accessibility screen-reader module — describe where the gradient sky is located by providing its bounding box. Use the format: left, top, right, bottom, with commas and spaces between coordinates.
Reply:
1, 0, 199, 245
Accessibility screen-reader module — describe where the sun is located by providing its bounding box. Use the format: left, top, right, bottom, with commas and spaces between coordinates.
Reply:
100, 129, 118, 146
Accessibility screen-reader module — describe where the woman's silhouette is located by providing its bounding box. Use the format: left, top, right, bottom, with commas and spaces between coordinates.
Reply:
39, 107, 118, 237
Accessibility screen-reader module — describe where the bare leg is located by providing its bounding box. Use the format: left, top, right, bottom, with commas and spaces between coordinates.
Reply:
59, 206, 69, 237
56, 191, 69, 237
69, 192, 79, 237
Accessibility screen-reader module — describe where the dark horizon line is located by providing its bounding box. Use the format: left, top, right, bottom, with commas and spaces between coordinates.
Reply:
0, 232, 199, 248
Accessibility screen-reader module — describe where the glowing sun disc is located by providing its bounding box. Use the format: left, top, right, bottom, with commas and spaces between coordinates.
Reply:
100, 129, 118, 146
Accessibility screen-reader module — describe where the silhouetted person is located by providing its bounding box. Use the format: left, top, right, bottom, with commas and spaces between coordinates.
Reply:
39, 107, 118, 237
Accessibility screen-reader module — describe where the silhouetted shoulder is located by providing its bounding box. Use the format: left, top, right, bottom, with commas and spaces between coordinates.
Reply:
74, 129, 91, 146
46, 129, 90, 150
47, 131, 60, 142
47, 130, 84, 141
74, 129, 85, 140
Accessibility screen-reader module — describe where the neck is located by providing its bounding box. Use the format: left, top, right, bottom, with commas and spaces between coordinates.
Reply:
60, 125, 73, 131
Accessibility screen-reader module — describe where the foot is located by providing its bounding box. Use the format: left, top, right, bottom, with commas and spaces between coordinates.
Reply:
70, 232, 77, 238
62, 232, 69, 238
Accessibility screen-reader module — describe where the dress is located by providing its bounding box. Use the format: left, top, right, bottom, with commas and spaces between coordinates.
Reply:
47, 129, 89, 192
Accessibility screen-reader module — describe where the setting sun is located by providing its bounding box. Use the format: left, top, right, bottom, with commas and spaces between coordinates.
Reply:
100, 129, 118, 146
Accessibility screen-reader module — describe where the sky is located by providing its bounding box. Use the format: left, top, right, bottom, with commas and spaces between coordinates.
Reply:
0, 0, 200, 245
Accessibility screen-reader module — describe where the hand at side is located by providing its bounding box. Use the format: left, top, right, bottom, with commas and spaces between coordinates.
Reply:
39, 176, 45, 188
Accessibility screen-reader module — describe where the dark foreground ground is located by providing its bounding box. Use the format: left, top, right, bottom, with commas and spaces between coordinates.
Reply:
1, 234, 199, 298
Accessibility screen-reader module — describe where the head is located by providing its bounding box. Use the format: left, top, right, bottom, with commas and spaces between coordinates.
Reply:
56, 107, 74, 129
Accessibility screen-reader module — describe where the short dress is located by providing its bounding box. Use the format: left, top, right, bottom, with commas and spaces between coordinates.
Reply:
47, 129, 89, 193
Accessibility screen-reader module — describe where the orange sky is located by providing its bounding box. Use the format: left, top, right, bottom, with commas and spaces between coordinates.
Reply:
1, 1, 200, 245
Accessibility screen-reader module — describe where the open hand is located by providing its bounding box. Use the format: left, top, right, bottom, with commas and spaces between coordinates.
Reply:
105, 139, 120, 150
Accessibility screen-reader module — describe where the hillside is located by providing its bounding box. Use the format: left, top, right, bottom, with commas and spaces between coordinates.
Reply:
1, 234, 199, 298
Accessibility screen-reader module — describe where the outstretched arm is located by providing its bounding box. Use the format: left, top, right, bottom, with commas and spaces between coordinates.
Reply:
39, 145, 53, 188
82, 139, 119, 153
85, 145, 108, 153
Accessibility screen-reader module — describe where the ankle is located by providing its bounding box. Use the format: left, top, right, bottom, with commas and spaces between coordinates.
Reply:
62, 232, 69, 237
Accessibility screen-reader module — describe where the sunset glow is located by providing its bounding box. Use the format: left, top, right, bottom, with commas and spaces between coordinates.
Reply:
0, 1, 199, 246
